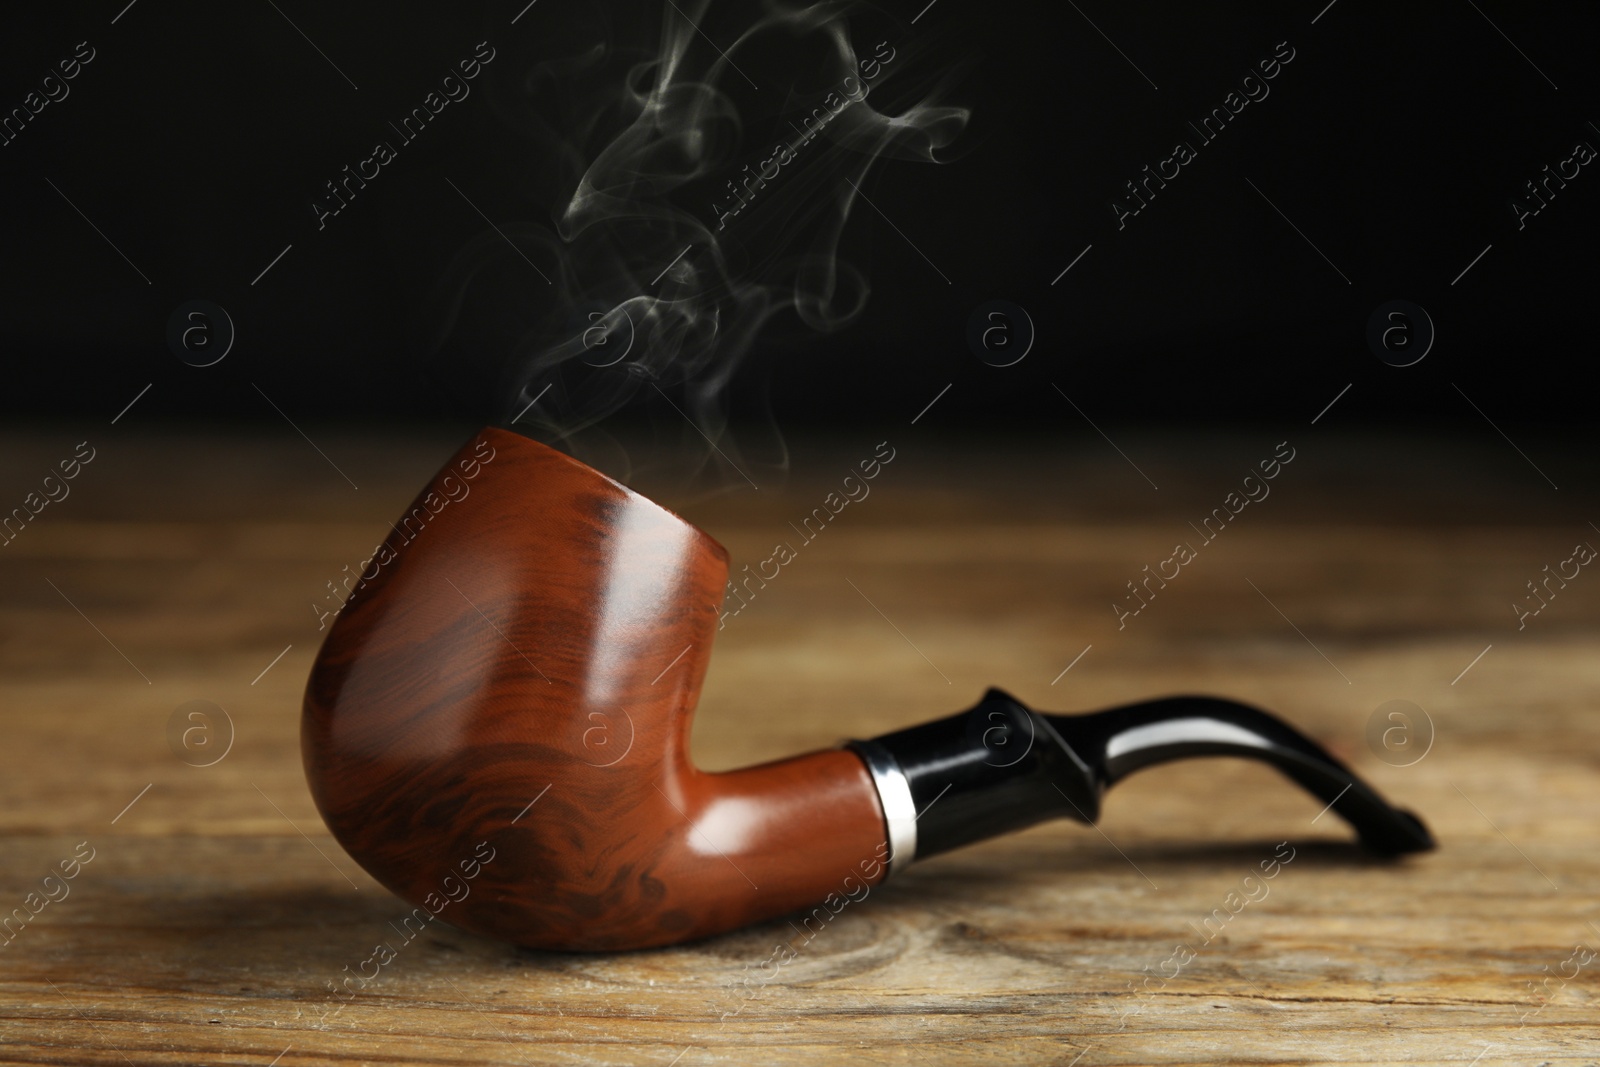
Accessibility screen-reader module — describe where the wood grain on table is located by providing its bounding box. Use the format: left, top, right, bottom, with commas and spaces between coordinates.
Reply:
1, 426, 1596, 1066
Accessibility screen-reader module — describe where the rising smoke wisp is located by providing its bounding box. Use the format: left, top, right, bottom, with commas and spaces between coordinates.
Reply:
430, 0, 969, 482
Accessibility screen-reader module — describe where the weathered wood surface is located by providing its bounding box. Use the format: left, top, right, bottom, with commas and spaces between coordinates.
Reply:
2, 426, 1597, 1066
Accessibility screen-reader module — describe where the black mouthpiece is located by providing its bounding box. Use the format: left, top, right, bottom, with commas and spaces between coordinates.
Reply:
861, 688, 1435, 863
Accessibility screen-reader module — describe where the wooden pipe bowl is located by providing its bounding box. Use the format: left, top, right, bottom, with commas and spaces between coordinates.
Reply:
302, 428, 888, 951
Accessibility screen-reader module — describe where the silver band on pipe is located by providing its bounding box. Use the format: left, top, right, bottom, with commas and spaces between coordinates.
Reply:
846, 739, 917, 877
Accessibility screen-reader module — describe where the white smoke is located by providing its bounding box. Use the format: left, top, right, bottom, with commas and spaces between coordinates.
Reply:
430, 0, 970, 484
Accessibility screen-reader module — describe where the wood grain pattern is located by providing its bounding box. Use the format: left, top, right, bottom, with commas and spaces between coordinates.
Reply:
2, 427, 1598, 1065
303, 428, 888, 951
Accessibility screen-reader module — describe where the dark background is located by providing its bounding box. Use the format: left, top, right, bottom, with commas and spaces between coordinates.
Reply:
2, 0, 1596, 433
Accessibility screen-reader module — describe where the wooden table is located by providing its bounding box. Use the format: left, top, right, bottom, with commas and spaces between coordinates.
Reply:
3, 424, 1597, 1065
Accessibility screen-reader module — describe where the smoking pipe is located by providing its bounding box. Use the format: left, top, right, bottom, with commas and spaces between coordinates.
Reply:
302, 427, 1433, 951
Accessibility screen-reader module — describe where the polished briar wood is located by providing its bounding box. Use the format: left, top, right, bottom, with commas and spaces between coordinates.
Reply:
301, 427, 889, 951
